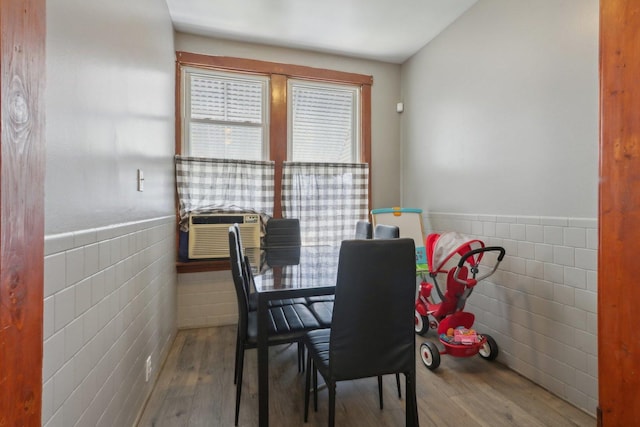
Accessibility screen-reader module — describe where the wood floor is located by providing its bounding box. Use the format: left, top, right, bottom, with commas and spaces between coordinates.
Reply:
137, 326, 595, 427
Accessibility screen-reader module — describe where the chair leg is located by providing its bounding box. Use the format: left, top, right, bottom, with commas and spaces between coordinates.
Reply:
328, 382, 336, 427
377, 376, 384, 410
298, 342, 305, 373
235, 347, 245, 426
304, 353, 312, 422
233, 328, 240, 385
313, 363, 319, 412
396, 373, 402, 399
405, 372, 419, 427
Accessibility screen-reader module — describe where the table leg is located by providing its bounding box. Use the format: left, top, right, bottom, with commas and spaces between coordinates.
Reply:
257, 293, 269, 427
406, 370, 419, 426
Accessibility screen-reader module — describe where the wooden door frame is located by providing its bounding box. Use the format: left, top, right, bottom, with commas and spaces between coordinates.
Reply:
598, 1, 640, 425
0, 0, 46, 424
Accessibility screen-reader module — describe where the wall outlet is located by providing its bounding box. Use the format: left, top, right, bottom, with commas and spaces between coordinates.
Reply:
145, 355, 152, 382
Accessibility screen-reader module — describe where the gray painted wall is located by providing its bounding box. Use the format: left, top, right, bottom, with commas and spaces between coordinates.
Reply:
46, 0, 177, 234
401, 0, 599, 218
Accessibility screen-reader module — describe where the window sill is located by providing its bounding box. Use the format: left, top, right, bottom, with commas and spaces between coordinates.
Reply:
176, 258, 230, 274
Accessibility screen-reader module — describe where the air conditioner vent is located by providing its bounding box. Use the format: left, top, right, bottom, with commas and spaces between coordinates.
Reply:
188, 213, 260, 259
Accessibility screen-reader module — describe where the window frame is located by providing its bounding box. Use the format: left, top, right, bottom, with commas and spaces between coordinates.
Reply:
175, 50, 373, 218
287, 78, 361, 163
181, 67, 271, 160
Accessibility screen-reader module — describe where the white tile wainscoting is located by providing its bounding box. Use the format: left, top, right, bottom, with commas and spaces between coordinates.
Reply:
424, 212, 598, 416
177, 270, 237, 329
42, 216, 177, 427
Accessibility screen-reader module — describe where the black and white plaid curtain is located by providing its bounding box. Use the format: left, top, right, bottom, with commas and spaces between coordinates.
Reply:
281, 162, 369, 246
175, 155, 275, 230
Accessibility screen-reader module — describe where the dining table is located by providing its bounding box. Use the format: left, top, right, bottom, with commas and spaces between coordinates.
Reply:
249, 244, 340, 427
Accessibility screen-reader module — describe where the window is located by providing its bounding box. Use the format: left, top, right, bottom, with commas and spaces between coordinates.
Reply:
175, 51, 372, 218
288, 80, 360, 163
183, 68, 269, 160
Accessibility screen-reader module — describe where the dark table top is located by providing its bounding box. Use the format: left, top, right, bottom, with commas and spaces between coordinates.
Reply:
247, 245, 340, 294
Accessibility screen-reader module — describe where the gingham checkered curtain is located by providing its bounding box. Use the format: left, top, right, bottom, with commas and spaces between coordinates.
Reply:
175, 155, 274, 230
281, 162, 369, 246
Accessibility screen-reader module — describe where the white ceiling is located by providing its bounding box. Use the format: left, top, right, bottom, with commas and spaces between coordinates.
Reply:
165, 0, 478, 64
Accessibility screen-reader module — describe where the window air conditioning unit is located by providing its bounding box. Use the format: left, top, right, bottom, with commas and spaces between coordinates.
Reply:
188, 213, 261, 259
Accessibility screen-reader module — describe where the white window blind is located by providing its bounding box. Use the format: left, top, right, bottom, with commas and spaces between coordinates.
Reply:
288, 80, 360, 163
184, 69, 268, 160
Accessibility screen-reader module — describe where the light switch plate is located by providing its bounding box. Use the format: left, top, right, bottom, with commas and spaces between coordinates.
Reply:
137, 169, 144, 192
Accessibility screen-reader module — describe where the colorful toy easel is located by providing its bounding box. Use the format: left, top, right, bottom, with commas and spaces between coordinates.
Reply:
371, 207, 428, 272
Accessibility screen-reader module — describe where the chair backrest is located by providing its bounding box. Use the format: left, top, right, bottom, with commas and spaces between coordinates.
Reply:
233, 223, 254, 295
329, 239, 416, 381
354, 220, 372, 239
373, 224, 400, 239
228, 226, 250, 336
264, 218, 301, 247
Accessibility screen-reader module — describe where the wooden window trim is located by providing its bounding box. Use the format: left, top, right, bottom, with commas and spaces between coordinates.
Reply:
176, 51, 373, 86
175, 52, 372, 272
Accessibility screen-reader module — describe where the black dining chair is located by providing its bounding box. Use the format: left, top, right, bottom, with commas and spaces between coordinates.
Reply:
355, 220, 373, 239
264, 217, 301, 247
308, 218, 401, 397
232, 223, 307, 374
303, 239, 419, 427
228, 226, 321, 426
373, 223, 400, 239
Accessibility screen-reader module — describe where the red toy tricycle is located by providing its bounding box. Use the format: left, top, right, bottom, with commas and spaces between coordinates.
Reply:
414, 232, 505, 370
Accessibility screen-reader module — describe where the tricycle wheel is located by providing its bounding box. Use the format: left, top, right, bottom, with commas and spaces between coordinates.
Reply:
414, 311, 429, 335
420, 341, 440, 370
478, 334, 499, 361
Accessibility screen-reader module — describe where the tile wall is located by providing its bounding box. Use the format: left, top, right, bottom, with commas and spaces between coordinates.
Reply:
425, 212, 598, 416
177, 270, 236, 329
42, 216, 177, 427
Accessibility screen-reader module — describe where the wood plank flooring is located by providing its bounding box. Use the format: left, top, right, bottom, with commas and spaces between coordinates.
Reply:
137, 326, 595, 427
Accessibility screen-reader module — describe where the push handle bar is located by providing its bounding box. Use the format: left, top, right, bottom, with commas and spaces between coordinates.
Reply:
454, 246, 506, 285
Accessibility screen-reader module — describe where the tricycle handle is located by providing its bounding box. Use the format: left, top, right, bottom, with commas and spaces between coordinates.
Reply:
454, 246, 506, 284
457, 246, 506, 268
